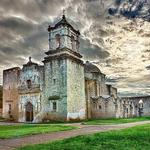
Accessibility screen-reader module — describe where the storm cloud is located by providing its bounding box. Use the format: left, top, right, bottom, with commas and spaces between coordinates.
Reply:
0, 0, 150, 96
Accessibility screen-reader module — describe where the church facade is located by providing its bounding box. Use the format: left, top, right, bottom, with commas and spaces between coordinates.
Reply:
3, 15, 149, 122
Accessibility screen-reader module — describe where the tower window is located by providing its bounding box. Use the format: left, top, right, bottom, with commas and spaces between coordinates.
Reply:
55, 34, 61, 48
26, 80, 32, 89
53, 79, 56, 85
52, 102, 57, 112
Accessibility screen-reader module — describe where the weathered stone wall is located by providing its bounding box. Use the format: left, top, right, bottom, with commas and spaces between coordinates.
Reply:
0, 108, 2, 117
18, 93, 41, 122
119, 96, 150, 118
85, 69, 102, 119
84, 65, 118, 119
19, 65, 44, 90
18, 64, 44, 122
110, 87, 117, 98
49, 24, 79, 52
67, 59, 86, 120
3, 67, 21, 121
43, 58, 68, 121
85, 79, 96, 119
143, 98, 150, 116
91, 97, 117, 118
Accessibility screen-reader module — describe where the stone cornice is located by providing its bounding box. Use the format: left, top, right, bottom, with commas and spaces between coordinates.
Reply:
45, 47, 82, 58
18, 85, 41, 94
43, 53, 84, 65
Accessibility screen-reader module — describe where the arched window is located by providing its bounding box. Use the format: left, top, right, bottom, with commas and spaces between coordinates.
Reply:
99, 105, 102, 109
26, 79, 32, 89
55, 34, 61, 48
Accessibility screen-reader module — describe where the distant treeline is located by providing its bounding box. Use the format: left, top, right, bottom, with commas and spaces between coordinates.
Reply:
0, 86, 2, 108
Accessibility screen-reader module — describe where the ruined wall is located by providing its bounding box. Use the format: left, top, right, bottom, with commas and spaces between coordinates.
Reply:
110, 87, 117, 98
90, 84, 117, 119
67, 59, 86, 120
3, 67, 20, 121
85, 72, 100, 119
91, 97, 117, 118
119, 96, 150, 118
85, 79, 96, 119
84, 67, 118, 119
95, 85, 117, 118
143, 98, 150, 116
43, 59, 68, 121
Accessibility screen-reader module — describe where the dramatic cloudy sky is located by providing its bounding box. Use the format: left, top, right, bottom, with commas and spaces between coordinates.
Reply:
0, 0, 150, 96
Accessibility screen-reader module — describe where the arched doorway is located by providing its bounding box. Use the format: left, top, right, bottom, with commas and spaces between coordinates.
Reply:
25, 102, 33, 122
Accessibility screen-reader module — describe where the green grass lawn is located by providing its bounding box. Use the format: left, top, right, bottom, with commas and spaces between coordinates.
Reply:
82, 116, 150, 125
17, 123, 150, 150
0, 124, 76, 139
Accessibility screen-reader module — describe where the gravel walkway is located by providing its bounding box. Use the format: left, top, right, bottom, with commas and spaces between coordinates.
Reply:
0, 120, 150, 150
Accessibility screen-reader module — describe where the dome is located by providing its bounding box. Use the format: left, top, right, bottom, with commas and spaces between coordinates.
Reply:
84, 61, 101, 73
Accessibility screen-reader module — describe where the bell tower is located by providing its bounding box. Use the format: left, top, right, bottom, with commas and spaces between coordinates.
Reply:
48, 14, 80, 52
43, 14, 86, 121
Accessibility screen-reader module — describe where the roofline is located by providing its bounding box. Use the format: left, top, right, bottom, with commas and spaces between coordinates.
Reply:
121, 95, 150, 99
3, 67, 21, 72
48, 15, 80, 35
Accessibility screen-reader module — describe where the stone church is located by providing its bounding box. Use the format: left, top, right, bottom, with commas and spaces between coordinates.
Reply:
4, 14, 149, 123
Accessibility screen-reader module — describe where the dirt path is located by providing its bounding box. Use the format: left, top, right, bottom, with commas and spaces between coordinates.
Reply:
0, 121, 150, 150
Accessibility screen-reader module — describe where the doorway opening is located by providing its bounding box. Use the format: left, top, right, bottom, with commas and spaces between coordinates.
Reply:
25, 102, 33, 122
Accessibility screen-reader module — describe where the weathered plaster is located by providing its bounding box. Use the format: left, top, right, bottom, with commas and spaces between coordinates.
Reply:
67, 60, 86, 120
